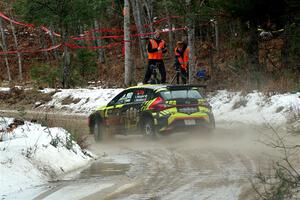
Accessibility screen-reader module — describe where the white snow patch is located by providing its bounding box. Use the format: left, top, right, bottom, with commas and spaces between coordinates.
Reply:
0, 117, 93, 198
210, 90, 300, 126
0, 87, 10, 92
41, 88, 57, 94
44, 88, 123, 114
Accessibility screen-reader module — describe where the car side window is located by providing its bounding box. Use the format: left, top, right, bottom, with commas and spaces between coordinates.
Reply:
115, 91, 133, 105
147, 90, 156, 100
132, 89, 149, 103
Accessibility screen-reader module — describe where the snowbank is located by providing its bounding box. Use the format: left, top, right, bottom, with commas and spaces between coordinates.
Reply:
210, 90, 300, 126
1, 87, 299, 126
43, 88, 299, 126
0, 117, 93, 197
44, 88, 123, 114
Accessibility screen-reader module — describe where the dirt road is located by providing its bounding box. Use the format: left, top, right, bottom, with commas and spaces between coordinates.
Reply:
37, 126, 276, 200
1, 110, 279, 200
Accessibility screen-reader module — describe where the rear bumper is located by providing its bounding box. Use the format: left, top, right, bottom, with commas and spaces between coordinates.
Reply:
157, 115, 211, 132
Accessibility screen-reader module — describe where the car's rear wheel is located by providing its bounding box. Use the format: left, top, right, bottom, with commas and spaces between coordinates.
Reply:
142, 117, 156, 138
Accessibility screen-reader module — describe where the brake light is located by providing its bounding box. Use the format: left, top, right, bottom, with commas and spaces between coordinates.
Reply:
149, 97, 169, 111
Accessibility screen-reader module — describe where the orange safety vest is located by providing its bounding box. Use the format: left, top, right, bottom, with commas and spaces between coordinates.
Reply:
148, 39, 165, 60
175, 47, 190, 70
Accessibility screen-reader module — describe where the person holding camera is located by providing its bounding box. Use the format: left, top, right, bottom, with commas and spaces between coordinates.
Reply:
174, 41, 189, 84
143, 29, 167, 84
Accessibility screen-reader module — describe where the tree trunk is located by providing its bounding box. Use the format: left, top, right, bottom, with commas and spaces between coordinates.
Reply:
246, 23, 260, 88
49, 25, 59, 60
141, 0, 153, 32
209, 25, 215, 79
94, 20, 105, 63
248, 25, 260, 71
214, 20, 219, 56
188, 27, 196, 84
124, 0, 133, 86
186, 0, 195, 84
10, 21, 23, 81
38, 29, 49, 61
282, 24, 289, 68
164, 0, 174, 57
0, 18, 11, 82
62, 27, 71, 88
131, 0, 147, 59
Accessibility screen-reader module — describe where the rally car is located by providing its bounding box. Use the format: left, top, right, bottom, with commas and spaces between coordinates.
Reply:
88, 84, 215, 141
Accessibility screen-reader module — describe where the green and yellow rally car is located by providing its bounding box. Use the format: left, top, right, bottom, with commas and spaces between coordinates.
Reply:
88, 84, 215, 141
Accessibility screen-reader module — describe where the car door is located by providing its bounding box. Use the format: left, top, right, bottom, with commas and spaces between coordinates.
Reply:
123, 89, 152, 133
105, 90, 134, 133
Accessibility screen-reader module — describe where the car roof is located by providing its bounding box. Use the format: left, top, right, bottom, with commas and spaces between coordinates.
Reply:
127, 84, 206, 92
127, 84, 167, 91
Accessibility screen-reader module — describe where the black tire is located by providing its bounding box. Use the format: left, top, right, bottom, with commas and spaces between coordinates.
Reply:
93, 119, 107, 141
142, 117, 157, 138
209, 113, 216, 130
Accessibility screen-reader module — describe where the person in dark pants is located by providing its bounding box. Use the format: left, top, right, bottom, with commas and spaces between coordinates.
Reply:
143, 30, 167, 84
174, 41, 189, 84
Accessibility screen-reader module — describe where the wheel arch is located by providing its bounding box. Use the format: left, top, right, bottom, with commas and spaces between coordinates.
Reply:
139, 112, 154, 130
88, 111, 103, 134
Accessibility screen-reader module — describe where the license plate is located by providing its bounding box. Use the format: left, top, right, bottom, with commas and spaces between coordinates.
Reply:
184, 119, 196, 125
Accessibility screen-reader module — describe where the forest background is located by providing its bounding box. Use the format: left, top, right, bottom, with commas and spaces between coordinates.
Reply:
0, 0, 299, 91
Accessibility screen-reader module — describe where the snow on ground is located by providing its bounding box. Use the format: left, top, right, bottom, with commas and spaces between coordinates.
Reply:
43, 88, 123, 114
1, 86, 298, 127
0, 87, 10, 92
40, 87, 299, 126
0, 117, 93, 198
209, 90, 300, 126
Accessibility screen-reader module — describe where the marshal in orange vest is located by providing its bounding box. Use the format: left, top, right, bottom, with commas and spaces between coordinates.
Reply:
174, 46, 190, 70
148, 39, 166, 60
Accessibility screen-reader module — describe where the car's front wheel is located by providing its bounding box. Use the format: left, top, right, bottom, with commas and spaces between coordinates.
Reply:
208, 113, 216, 131
93, 120, 107, 141
142, 117, 157, 138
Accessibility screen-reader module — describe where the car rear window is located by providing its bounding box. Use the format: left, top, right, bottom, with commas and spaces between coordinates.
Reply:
159, 89, 202, 100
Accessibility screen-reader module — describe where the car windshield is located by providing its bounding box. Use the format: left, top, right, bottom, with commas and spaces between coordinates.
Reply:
160, 89, 202, 100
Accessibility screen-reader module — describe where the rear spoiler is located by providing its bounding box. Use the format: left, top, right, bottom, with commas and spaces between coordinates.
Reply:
166, 84, 207, 90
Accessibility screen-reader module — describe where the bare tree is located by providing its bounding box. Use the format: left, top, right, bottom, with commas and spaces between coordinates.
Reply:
253, 123, 300, 200
186, 0, 195, 84
213, 20, 219, 55
124, 0, 133, 86
62, 27, 71, 88
141, 0, 153, 32
9, 20, 23, 81
131, 0, 147, 59
163, 0, 174, 57
0, 17, 11, 82
93, 20, 105, 64
38, 29, 50, 61
49, 25, 59, 60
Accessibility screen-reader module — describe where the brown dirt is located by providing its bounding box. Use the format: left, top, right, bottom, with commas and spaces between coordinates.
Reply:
61, 96, 81, 105
0, 87, 55, 109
